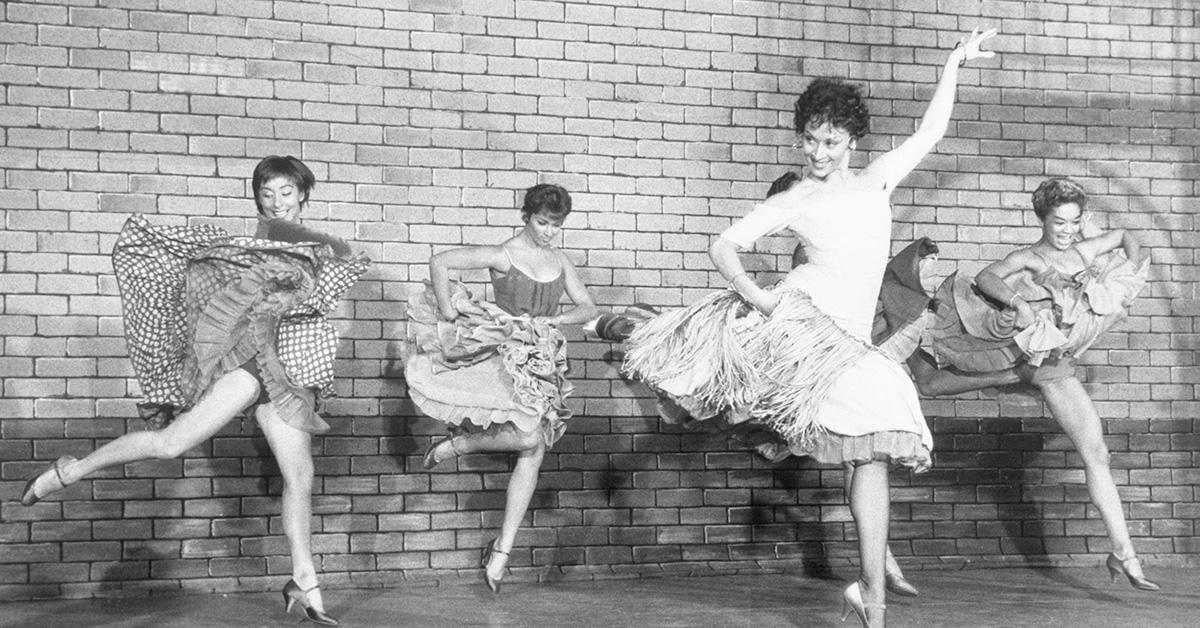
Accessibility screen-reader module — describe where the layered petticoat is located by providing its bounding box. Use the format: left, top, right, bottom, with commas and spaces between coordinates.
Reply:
403, 283, 573, 447
113, 214, 369, 433
623, 288, 931, 471
920, 251, 1149, 374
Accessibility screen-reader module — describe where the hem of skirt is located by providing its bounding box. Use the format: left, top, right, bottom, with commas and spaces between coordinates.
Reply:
793, 430, 931, 472
410, 388, 565, 447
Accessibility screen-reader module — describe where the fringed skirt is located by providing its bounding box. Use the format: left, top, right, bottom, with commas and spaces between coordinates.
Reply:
113, 214, 369, 433
403, 283, 573, 447
623, 288, 931, 471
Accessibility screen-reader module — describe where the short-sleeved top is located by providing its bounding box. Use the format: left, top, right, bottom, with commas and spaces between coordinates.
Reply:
489, 248, 566, 318
721, 182, 892, 340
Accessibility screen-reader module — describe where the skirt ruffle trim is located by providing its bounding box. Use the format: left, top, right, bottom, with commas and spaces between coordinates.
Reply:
403, 282, 573, 448
801, 430, 931, 472
409, 386, 564, 447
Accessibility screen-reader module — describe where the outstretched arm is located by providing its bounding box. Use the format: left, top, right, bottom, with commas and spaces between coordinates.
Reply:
429, 246, 503, 320
864, 28, 998, 190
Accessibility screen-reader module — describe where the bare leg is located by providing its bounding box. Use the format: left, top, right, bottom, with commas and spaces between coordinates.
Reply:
256, 403, 326, 613
1037, 376, 1136, 560
843, 464, 904, 581
849, 459, 889, 625
446, 426, 546, 583
907, 355, 1020, 397
56, 369, 259, 485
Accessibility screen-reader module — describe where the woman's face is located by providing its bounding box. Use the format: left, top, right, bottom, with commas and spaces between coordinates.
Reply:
257, 175, 305, 222
1039, 202, 1083, 250
523, 210, 564, 248
797, 120, 856, 181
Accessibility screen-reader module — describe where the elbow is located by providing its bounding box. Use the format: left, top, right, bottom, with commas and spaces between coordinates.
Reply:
708, 236, 731, 263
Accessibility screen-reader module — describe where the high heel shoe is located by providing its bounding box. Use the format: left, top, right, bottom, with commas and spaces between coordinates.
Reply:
1106, 553, 1160, 591
480, 537, 509, 593
884, 567, 919, 597
422, 435, 458, 470
840, 581, 885, 628
282, 579, 339, 626
20, 455, 76, 507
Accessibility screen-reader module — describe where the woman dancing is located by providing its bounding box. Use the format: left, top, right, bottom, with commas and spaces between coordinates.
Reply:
20, 156, 368, 625
624, 29, 997, 627
405, 183, 599, 592
910, 177, 1157, 590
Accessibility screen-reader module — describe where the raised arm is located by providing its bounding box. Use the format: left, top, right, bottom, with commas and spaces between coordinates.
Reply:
542, 252, 599, 326
864, 28, 997, 190
429, 245, 504, 320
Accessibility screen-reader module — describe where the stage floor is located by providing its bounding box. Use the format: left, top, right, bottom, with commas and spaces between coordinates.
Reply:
1, 565, 1196, 627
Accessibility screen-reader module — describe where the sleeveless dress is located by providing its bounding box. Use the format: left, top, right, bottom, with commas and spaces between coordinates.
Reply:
403, 250, 573, 447
624, 181, 932, 470
112, 214, 370, 433
919, 246, 1149, 377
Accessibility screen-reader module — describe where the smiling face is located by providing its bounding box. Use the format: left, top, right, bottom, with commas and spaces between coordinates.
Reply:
522, 210, 564, 248
797, 120, 856, 181
1039, 201, 1083, 251
256, 175, 306, 222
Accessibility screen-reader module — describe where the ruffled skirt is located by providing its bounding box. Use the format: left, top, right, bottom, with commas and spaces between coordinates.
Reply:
403, 283, 573, 447
113, 214, 369, 433
623, 288, 931, 471
920, 252, 1149, 374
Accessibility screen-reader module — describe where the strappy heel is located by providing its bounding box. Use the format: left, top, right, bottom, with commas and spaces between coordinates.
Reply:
841, 581, 885, 628
1106, 553, 1160, 592
481, 537, 510, 593
20, 455, 76, 507
282, 579, 339, 626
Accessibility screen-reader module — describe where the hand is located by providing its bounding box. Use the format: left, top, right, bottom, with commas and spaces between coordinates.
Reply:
439, 305, 459, 321
747, 289, 779, 316
956, 28, 998, 64
1013, 300, 1035, 329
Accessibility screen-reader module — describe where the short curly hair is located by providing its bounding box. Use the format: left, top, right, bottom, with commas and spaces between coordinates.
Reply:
793, 77, 870, 139
521, 183, 572, 221
1031, 177, 1087, 221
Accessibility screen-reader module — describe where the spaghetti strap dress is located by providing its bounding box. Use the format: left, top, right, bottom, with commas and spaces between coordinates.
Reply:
624, 181, 932, 471
919, 246, 1149, 379
112, 214, 370, 433
403, 249, 574, 447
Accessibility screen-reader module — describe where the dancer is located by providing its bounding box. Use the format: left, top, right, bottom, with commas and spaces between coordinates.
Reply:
909, 177, 1157, 590
624, 29, 997, 628
20, 156, 368, 625
405, 183, 598, 592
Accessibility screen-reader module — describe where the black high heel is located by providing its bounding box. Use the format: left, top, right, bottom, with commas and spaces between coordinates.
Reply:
282, 579, 339, 626
1106, 553, 1160, 592
21, 455, 75, 507
480, 537, 510, 593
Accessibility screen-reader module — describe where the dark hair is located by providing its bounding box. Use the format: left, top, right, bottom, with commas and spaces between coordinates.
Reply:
1031, 177, 1087, 221
793, 77, 870, 139
767, 171, 801, 198
521, 183, 572, 221
252, 155, 316, 213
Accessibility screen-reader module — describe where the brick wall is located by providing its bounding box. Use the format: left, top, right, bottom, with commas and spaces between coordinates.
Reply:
1, 0, 1196, 601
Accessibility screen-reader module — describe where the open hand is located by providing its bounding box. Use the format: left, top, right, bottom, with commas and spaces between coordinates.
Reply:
958, 28, 998, 64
